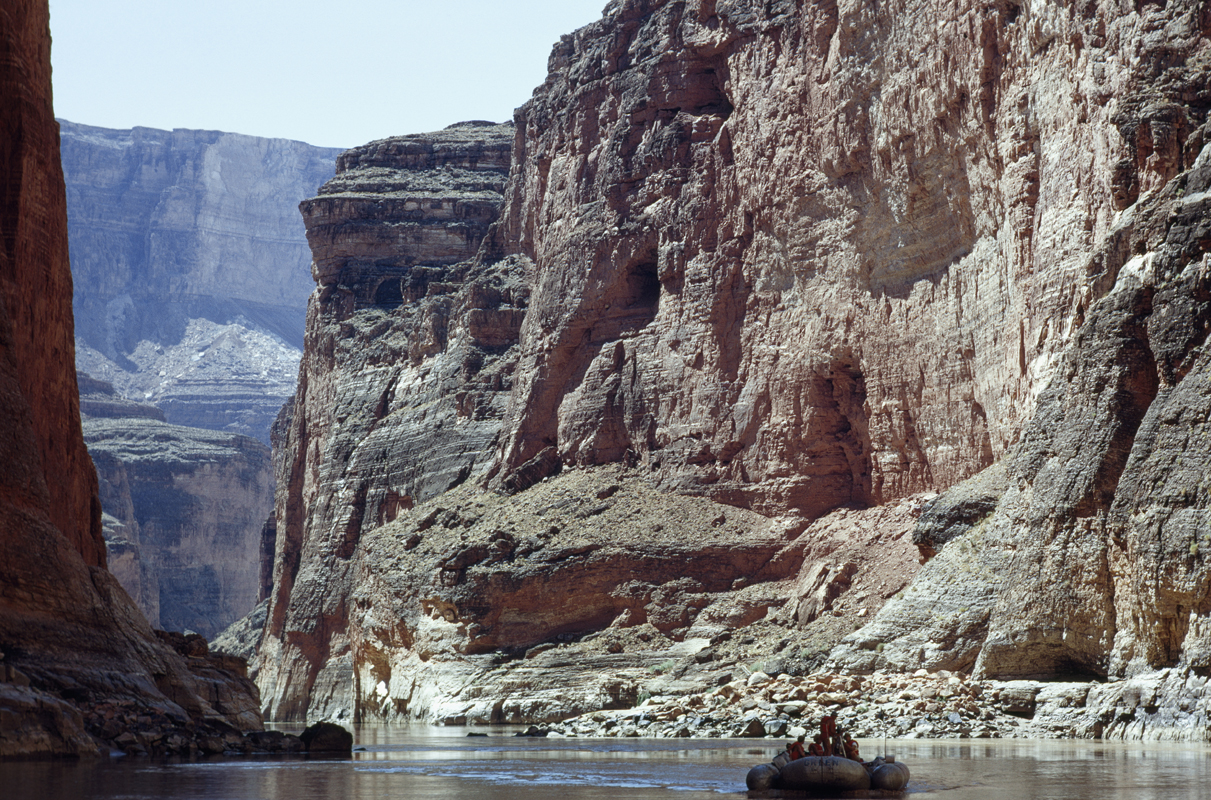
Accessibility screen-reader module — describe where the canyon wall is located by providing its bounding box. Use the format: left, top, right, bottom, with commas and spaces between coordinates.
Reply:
256, 122, 523, 719
1, 0, 263, 758
258, 0, 1211, 729
61, 120, 342, 443
1, 6, 102, 570
832, 139, 1211, 680
82, 377, 273, 638
486, 0, 1186, 512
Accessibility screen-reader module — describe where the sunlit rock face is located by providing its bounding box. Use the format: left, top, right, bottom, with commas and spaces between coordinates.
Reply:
256, 122, 521, 720
832, 139, 1211, 685
60, 120, 342, 443
487, 0, 1189, 515
1, 0, 264, 758
824, 2, 1211, 685
257, 0, 1211, 728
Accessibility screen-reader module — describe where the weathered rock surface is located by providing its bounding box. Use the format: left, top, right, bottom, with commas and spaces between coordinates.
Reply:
259, 460, 921, 723
1, 0, 267, 758
832, 140, 1211, 683
257, 122, 521, 720
486, 0, 1155, 514
1, 3, 103, 574
61, 119, 341, 443
257, 0, 1211, 738
212, 599, 269, 664
299, 721, 353, 753
549, 666, 1211, 743
82, 377, 274, 637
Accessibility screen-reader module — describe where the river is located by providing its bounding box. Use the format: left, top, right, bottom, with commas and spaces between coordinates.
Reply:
7, 728, 1211, 799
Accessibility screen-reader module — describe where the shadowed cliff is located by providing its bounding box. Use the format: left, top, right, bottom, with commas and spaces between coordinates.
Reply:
1, 0, 265, 758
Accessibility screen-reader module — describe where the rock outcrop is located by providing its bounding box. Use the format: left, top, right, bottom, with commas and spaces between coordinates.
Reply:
1, 0, 265, 758
831, 139, 1211, 684
550, 666, 1211, 743
257, 121, 521, 719
60, 120, 341, 443
257, 0, 1211, 736
82, 377, 274, 638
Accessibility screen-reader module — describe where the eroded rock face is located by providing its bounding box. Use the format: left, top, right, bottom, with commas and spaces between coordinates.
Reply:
1, 1, 265, 758
293, 469, 812, 724
260, 0, 1211, 729
1, 9, 102, 572
833, 136, 1211, 683
257, 123, 521, 720
486, 0, 1173, 516
61, 120, 341, 443
83, 378, 274, 638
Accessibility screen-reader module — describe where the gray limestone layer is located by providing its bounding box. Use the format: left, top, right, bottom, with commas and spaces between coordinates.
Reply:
60, 120, 342, 443
82, 377, 274, 638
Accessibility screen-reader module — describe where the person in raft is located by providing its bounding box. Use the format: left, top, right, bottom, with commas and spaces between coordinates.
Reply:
844, 733, 861, 761
787, 734, 807, 760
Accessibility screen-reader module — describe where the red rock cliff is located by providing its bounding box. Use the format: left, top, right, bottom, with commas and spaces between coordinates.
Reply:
1, 0, 102, 567
261, 0, 1211, 726
1, 0, 264, 758
488, 0, 1197, 518
256, 123, 521, 720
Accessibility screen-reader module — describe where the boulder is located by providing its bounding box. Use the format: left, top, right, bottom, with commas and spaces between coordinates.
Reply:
299, 722, 353, 754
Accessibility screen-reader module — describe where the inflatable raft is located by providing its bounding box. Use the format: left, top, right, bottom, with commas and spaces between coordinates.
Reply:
746, 753, 910, 794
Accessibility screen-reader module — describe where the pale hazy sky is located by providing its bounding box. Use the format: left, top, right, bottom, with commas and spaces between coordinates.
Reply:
49, 0, 607, 149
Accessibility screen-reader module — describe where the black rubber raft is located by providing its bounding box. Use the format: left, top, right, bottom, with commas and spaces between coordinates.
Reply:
746, 752, 910, 795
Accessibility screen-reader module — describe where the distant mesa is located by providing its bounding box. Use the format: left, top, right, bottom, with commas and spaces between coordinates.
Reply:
59, 119, 342, 444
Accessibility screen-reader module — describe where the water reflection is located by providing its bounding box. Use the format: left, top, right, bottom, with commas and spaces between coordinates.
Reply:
6, 728, 1211, 800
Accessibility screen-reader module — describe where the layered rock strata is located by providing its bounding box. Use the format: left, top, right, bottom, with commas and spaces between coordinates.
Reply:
257, 123, 521, 719
259, 0, 1211, 733
1, 0, 265, 758
485, 0, 1141, 513
267, 466, 921, 724
60, 120, 341, 443
832, 137, 1211, 682
82, 377, 274, 637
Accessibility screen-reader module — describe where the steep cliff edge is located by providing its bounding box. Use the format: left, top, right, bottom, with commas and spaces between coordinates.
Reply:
1, 5, 101, 570
61, 121, 341, 443
1, 0, 263, 758
256, 123, 523, 719
832, 137, 1211, 681
260, 0, 1211, 733
488, 0, 1197, 514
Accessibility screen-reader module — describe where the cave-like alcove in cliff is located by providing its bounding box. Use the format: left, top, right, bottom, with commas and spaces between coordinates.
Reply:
374, 278, 404, 309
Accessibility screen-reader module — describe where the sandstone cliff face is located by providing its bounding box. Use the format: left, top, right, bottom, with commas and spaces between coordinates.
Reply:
1, 0, 263, 758
61, 121, 341, 443
259, 0, 1211, 730
256, 123, 523, 719
488, 0, 1203, 516
1, 5, 102, 570
832, 139, 1211, 684
82, 377, 274, 638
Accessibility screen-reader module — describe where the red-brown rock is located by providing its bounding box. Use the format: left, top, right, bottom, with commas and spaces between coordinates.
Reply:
0, 0, 103, 569
1, 0, 266, 758
256, 0, 1211, 733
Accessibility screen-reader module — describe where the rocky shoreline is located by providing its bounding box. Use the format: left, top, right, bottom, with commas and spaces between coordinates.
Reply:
82, 702, 305, 757
537, 667, 1211, 744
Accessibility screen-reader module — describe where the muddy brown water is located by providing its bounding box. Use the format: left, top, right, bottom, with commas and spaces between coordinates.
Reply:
7, 728, 1211, 799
